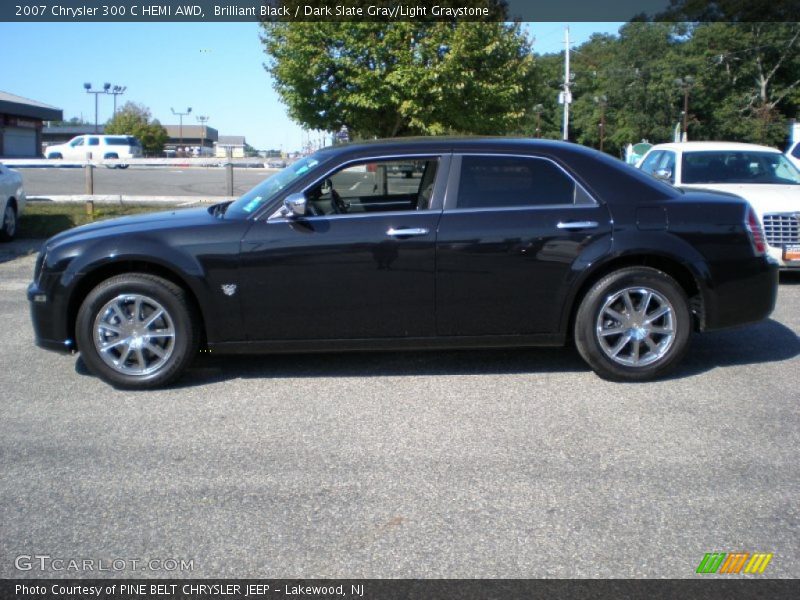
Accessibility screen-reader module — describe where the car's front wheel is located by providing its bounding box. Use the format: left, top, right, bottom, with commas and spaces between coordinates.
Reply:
0, 202, 16, 242
574, 267, 691, 382
76, 274, 199, 389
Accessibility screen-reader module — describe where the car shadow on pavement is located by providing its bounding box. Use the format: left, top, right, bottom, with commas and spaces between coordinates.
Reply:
0, 238, 43, 265
74, 318, 798, 389
668, 317, 799, 380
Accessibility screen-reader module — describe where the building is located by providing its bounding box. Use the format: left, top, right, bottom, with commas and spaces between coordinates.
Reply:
164, 124, 218, 156
215, 135, 247, 158
0, 91, 62, 157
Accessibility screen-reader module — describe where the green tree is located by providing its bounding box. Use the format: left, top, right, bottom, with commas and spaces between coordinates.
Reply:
105, 102, 169, 155
260, 21, 536, 138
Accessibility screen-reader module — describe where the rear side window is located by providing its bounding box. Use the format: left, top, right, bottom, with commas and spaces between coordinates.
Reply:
104, 137, 130, 146
792, 143, 800, 159
456, 156, 581, 209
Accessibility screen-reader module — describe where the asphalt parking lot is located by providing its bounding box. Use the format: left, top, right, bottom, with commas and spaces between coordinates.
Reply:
1, 242, 798, 578
18, 166, 272, 197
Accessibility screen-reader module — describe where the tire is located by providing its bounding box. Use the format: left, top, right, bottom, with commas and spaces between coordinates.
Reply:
75, 273, 199, 389
0, 202, 16, 242
117, 164, 129, 169
47, 152, 62, 159
574, 267, 691, 382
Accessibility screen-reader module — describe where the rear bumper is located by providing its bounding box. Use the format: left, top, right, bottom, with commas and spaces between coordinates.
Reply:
700, 257, 779, 331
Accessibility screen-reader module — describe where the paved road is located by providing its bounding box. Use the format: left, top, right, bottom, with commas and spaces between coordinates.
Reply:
18, 167, 274, 198
1, 243, 798, 578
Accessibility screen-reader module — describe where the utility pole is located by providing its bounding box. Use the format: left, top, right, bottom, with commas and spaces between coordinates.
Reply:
171, 106, 192, 154
196, 115, 209, 156
561, 26, 571, 141
533, 104, 543, 138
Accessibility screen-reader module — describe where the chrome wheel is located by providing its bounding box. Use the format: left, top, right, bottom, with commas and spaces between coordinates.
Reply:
595, 287, 675, 367
3, 205, 15, 237
93, 294, 176, 376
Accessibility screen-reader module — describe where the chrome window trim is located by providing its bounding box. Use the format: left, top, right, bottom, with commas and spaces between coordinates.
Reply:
444, 152, 599, 212
267, 208, 439, 224
265, 153, 451, 222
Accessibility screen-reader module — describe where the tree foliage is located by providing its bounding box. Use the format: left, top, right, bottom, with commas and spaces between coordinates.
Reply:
260, 21, 536, 138
105, 102, 169, 155
527, 21, 800, 155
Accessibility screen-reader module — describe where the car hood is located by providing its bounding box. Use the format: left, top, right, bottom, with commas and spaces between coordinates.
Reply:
45, 205, 222, 249
680, 183, 800, 216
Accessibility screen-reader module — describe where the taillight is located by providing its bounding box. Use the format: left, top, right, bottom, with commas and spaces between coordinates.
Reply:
745, 206, 766, 255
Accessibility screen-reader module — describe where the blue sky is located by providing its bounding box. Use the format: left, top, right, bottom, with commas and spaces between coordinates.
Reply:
0, 22, 623, 152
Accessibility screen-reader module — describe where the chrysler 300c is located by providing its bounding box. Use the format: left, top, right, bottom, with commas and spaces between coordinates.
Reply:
28, 138, 778, 388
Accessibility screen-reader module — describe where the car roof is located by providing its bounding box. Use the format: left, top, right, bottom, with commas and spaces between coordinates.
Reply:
647, 141, 780, 153
313, 136, 603, 158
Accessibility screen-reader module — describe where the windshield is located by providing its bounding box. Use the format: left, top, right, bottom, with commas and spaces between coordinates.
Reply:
225, 154, 326, 219
681, 150, 800, 185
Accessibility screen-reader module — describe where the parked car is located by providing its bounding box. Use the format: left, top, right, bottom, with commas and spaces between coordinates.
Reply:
266, 158, 287, 169
28, 138, 778, 389
638, 142, 800, 269
44, 135, 142, 167
786, 139, 800, 170
0, 162, 26, 242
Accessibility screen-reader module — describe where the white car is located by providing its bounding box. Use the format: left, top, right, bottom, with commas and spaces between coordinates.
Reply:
0, 162, 26, 242
44, 135, 142, 166
638, 142, 800, 269
787, 140, 800, 170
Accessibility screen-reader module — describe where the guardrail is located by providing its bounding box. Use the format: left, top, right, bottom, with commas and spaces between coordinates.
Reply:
2, 157, 273, 169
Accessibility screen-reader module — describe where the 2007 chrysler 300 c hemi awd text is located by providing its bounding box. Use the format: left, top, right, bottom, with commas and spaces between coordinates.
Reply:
28, 138, 778, 389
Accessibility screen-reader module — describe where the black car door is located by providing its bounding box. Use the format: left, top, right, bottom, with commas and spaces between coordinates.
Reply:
435, 154, 612, 336
239, 155, 449, 341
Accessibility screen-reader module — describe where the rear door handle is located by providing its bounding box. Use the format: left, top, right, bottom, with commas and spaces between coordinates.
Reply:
386, 227, 429, 237
556, 221, 599, 230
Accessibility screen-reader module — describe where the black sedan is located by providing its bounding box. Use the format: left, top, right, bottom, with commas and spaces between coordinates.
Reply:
28, 138, 778, 388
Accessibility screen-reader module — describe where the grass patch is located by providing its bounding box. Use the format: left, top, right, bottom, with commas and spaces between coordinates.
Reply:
19, 202, 178, 239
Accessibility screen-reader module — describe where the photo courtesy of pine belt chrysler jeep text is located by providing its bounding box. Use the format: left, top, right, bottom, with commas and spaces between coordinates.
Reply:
28, 138, 779, 389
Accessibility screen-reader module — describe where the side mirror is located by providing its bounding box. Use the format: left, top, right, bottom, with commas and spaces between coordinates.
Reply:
654, 168, 673, 182
280, 192, 307, 218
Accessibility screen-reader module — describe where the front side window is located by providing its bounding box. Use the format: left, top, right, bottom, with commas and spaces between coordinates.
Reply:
87, 137, 99, 146
303, 158, 439, 216
456, 156, 582, 209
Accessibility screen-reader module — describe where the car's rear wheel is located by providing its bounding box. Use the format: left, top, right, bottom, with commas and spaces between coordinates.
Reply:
0, 202, 16, 242
574, 267, 691, 381
76, 273, 199, 389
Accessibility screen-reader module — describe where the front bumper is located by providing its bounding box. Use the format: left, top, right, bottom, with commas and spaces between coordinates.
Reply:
27, 280, 75, 354
767, 245, 800, 269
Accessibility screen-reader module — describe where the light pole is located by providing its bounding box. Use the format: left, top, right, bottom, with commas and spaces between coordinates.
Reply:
594, 94, 608, 152
196, 115, 209, 156
84, 82, 110, 133
674, 76, 694, 141
533, 104, 544, 138
171, 106, 192, 153
109, 85, 126, 114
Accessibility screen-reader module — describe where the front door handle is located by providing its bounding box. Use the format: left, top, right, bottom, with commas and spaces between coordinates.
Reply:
386, 227, 429, 237
557, 221, 599, 230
